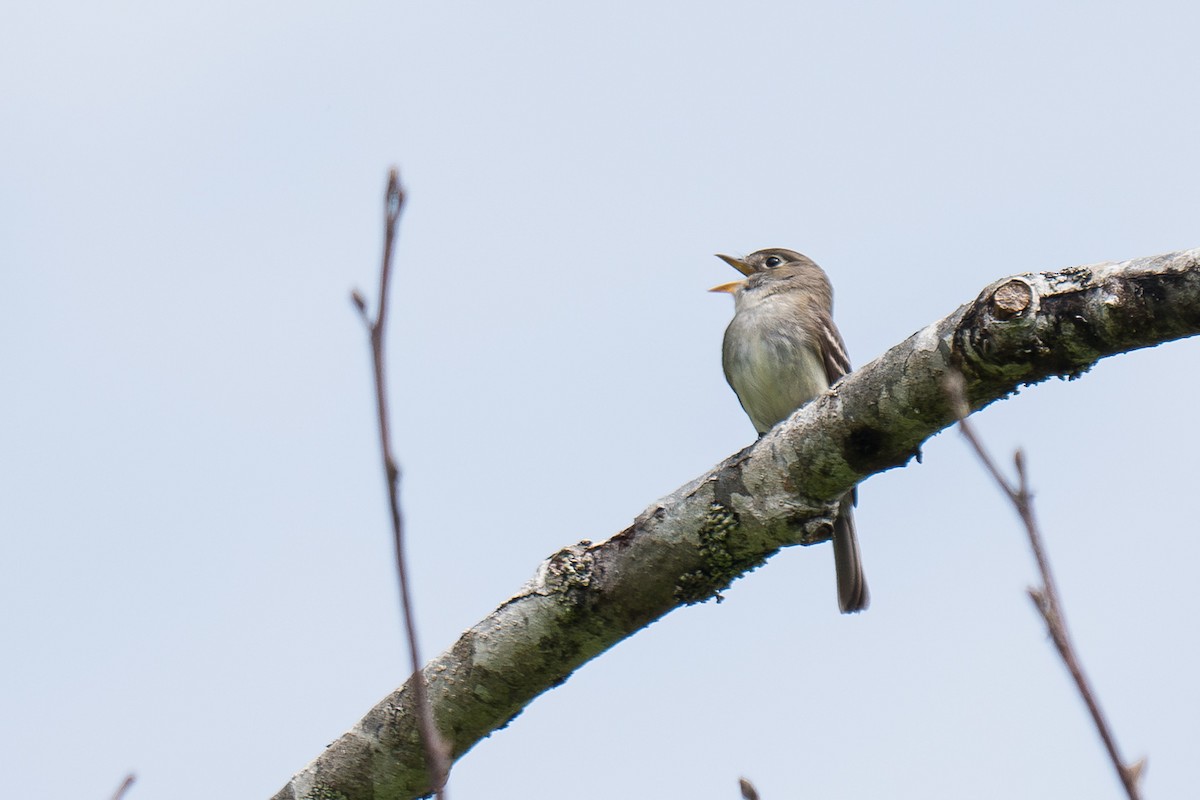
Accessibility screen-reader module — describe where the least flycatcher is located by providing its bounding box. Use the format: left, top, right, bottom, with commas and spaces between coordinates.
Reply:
711, 248, 869, 613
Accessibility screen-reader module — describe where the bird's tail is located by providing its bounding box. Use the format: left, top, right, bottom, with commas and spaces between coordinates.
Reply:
833, 497, 870, 613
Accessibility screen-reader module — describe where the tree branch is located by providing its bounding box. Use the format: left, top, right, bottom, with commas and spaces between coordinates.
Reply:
948, 373, 1146, 799
275, 247, 1200, 800
350, 169, 449, 798
110, 774, 136, 800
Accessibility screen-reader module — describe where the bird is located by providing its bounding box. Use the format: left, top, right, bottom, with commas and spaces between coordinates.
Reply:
710, 248, 869, 613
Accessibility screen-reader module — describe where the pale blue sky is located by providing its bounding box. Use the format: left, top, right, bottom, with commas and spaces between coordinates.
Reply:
3, 2, 1199, 798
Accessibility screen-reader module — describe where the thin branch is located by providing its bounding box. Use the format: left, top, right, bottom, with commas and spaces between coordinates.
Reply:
110, 774, 136, 800
353, 169, 450, 797
946, 372, 1146, 800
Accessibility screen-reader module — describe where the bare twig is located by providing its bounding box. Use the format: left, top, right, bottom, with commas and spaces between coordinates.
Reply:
110, 774, 136, 800
945, 372, 1145, 800
353, 169, 450, 797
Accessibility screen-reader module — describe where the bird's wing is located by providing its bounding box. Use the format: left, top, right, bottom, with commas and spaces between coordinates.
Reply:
817, 309, 852, 384
818, 310, 857, 507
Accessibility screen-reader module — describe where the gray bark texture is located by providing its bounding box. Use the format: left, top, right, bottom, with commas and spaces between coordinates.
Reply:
273, 248, 1200, 800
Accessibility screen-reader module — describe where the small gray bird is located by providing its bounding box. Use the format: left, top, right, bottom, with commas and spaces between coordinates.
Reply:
710, 248, 869, 613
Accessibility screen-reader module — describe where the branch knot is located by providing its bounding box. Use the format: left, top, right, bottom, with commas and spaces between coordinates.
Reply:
990, 278, 1034, 319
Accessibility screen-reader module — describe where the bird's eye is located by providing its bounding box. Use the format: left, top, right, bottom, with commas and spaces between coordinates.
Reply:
764, 256, 783, 268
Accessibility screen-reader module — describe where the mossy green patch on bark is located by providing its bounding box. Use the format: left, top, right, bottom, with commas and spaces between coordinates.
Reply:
674, 502, 772, 605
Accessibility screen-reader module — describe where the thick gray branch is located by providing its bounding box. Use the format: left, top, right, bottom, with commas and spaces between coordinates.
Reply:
273, 248, 1200, 800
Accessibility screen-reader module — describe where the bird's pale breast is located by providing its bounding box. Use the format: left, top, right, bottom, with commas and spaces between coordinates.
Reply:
721, 295, 827, 435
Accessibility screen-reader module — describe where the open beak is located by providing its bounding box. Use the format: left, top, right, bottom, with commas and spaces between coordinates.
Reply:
708, 279, 746, 295
715, 253, 755, 276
